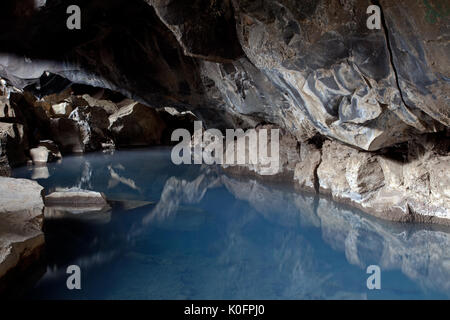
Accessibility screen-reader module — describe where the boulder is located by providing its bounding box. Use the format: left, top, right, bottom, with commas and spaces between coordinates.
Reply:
313, 137, 450, 223
44, 187, 112, 224
29, 140, 61, 165
317, 140, 356, 199
44, 187, 112, 223
294, 142, 322, 192
69, 105, 112, 151
109, 102, 166, 147
50, 102, 72, 117
0, 96, 15, 119
44, 188, 110, 213
29, 146, 48, 164
0, 122, 28, 168
222, 125, 299, 177
38, 140, 62, 162
0, 177, 45, 294
49, 118, 84, 153
345, 153, 385, 195
81, 94, 118, 115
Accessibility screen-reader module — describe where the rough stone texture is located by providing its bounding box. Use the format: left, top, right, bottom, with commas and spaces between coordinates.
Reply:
81, 94, 118, 115
51, 102, 72, 117
44, 188, 111, 222
315, 136, 450, 223
0, 122, 28, 168
147, 0, 243, 62
232, 0, 448, 150
29, 140, 61, 164
49, 118, 84, 153
0, 142, 11, 177
38, 140, 62, 162
44, 188, 108, 207
0, 0, 447, 150
294, 142, 322, 192
0, 0, 447, 223
109, 102, 166, 147
0, 77, 181, 157
345, 153, 385, 195
69, 105, 113, 151
381, 0, 449, 128
0, 96, 16, 119
29, 146, 48, 164
0, 177, 44, 288
221, 124, 299, 177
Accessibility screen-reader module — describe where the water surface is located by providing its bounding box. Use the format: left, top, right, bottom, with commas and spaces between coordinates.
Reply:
12, 148, 450, 300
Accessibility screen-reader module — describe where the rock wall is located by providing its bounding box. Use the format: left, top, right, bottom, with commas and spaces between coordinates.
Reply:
0, 0, 448, 222
0, 76, 196, 173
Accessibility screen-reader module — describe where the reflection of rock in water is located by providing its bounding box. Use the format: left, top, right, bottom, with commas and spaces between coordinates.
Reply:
78, 161, 93, 190
142, 168, 221, 224
317, 199, 450, 294
29, 162, 450, 298
145, 169, 450, 296
107, 165, 140, 191
31, 165, 50, 180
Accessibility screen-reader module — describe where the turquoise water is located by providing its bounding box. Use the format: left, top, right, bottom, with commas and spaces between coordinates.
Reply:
12, 148, 450, 300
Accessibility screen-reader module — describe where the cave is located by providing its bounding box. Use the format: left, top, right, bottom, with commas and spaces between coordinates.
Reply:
0, 0, 449, 301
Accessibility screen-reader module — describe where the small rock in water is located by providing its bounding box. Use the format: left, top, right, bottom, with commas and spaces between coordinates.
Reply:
44, 188, 112, 224
30, 140, 62, 165
29, 146, 49, 164
38, 140, 62, 162
45, 188, 109, 207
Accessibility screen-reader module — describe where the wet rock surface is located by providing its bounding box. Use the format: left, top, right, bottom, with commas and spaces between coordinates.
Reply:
0, 177, 45, 295
44, 188, 109, 209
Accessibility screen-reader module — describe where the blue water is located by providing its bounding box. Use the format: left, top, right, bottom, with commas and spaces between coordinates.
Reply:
12, 148, 450, 300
